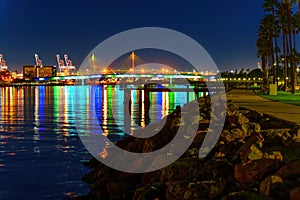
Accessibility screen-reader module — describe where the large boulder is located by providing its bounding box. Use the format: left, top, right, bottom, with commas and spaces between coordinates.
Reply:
77, 96, 300, 200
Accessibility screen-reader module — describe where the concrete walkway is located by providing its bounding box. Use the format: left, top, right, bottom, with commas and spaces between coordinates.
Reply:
226, 89, 300, 126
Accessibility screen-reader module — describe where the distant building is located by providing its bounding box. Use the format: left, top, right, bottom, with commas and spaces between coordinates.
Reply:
257, 62, 261, 70
0, 66, 8, 72
16, 73, 23, 80
11, 71, 17, 79
23, 65, 37, 80
0, 70, 12, 82
10, 71, 22, 80
23, 65, 56, 80
37, 66, 56, 78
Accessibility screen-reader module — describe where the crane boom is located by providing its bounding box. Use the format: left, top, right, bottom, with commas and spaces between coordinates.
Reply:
64, 54, 69, 66
0, 54, 8, 71
56, 54, 61, 67
34, 54, 39, 66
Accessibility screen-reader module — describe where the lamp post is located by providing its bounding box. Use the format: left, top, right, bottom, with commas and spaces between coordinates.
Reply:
273, 62, 277, 85
297, 67, 300, 88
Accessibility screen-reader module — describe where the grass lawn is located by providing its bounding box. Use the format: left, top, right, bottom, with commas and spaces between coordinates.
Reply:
256, 90, 300, 106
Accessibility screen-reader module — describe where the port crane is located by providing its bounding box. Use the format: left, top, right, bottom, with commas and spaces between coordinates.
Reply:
56, 54, 66, 73
0, 54, 8, 71
56, 54, 76, 75
34, 54, 43, 67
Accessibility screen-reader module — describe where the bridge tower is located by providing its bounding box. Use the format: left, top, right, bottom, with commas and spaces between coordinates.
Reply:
91, 53, 96, 69
131, 51, 135, 71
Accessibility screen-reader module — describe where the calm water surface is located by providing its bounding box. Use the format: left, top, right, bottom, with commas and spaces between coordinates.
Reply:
0, 85, 201, 199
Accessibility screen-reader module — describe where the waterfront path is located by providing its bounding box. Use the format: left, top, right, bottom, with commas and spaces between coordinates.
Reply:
226, 89, 300, 126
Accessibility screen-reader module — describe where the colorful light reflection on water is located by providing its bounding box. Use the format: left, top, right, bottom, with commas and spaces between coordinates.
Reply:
0, 85, 204, 199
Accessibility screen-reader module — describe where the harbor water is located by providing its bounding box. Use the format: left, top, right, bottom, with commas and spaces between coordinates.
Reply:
0, 85, 203, 199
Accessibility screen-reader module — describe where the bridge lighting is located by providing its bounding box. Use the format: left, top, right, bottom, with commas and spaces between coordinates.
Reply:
131, 51, 135, 70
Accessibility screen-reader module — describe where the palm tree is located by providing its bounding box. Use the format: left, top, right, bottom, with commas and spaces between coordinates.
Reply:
258, 14, 277, 86
264, 0, 281, 85
282, 0, 297, 93
257, 31, 271, 91
292, 12, 300, 87
277, 2, 290, 90
259, 0, 300, 92
292, 13, 300, 49
263, 0, 280, 13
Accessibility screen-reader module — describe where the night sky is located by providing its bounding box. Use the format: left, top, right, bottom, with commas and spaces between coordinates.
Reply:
1, 0, 266, 72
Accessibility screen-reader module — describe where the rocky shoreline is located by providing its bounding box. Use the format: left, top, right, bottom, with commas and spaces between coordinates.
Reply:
74, 95, 300, 200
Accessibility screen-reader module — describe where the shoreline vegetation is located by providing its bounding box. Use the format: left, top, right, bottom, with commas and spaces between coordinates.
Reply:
74, 93, 300, 200
257, 0, 300, 94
